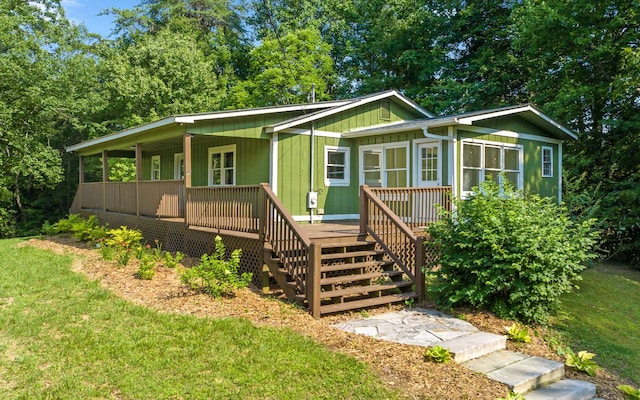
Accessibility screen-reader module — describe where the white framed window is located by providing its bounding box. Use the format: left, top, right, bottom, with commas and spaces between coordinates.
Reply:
151, 155, 161, 181
324, 146, 350, 186
542, 146, 553, 177
414, 140, 442, 187
461, 139, 523, 196
359, 142, 409, 187
208, 145, 236, 186
174, 153, 185, 180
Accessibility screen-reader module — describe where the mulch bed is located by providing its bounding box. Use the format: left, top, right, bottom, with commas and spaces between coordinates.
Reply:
24, 237, 626, 400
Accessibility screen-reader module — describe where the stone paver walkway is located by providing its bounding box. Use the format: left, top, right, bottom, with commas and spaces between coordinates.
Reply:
332, 307, 479, 347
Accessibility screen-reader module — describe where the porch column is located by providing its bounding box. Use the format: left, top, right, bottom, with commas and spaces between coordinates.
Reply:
78, 155, 84, 210
135, 143, 142, 216
102, 150, 108, 211
183, 133, 192, 188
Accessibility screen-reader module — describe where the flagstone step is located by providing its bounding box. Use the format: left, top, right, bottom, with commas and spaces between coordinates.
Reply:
486, 355, 564, 394
438, 332, 506, 363
523, 379, 597, 400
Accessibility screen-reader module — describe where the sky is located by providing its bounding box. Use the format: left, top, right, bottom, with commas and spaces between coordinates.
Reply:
61, 0, 140, 37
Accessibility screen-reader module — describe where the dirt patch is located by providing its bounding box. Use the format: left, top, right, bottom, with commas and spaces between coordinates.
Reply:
25, 237, 627, 399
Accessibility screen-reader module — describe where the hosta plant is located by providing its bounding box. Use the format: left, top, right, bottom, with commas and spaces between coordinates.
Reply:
497, 392, 524, 400
564, 349, 601, 377
505, 323, 532, 343
424, 345, 452, 363
618, 385, 640, 400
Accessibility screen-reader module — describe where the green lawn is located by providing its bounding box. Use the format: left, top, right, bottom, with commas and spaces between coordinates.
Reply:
0, 239, 397, 399
552, 262, 640, 385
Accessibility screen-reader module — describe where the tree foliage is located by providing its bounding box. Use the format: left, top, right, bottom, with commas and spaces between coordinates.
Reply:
427, 179, 599, 324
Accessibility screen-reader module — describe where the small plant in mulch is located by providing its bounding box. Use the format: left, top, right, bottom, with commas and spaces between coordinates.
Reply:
180, 236, 251, 298
136, 254, 156, 280
618, 384, 640, 400
496, 392, 525, 400
424, 345, 452, 363
561, 347, 601, 377
163, 251, 184, 268
505, 323, 531, 343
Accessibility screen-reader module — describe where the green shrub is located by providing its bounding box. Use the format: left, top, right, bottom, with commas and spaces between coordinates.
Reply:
105, 226, 143, 249
180, 236, 251, 298
496, 392, 524, 400
44, 214, 109, 243
136, 255, 156, 280
164, 251, 184, 268
426, 178, 598, 324
424, 345, 452, 363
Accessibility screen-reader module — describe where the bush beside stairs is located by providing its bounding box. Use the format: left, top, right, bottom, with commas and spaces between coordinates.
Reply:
439, 332, 596, 399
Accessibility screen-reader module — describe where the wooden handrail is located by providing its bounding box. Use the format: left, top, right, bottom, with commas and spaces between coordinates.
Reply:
186, 185, 261, 233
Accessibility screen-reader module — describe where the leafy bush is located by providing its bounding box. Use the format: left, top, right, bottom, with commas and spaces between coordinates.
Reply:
105, 226, 143, 249
505, 323, 531, 343
163, 251, 184, 268
424, 345, 452, 363
618, 384, 640, 400
564, 348, 601, 376
43, 214, 108, 243
136, 255, 156, 280
180, 236, 251, 298
426, 178, 598, 324
497, 392, 524, 400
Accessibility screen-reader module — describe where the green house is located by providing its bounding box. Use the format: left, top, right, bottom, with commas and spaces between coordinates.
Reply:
67, 90, 576, 317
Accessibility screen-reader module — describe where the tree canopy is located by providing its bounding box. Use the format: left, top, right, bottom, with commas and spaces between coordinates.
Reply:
1, 0, 638, 264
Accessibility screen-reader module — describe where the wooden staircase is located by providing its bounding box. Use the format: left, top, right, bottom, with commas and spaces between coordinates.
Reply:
265, 237, 417, 316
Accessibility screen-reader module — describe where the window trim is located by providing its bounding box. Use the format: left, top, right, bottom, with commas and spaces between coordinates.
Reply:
324, 145, 350, 187
359, 141, 410, 187
542, 146, 553, 178
460, 139, 523, 197
207, 144, 236, 186
174, 152, 184, 180
151, 155, 161, 181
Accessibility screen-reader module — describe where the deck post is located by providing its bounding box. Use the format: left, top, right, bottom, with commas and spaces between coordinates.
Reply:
102, 150, 108, 211
135, 143, 142, 217
414, 236, 426, 303
78, 156, 84, 210
307, 242, 322, 319
258, 183, 269, 242
359, 185, 368, 235
183, 133, 192, 223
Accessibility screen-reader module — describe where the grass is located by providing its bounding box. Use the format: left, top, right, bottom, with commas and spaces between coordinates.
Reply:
0, 239, 397, 399
551, 262, 640, 385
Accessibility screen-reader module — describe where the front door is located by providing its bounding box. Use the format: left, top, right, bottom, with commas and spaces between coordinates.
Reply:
414, 142, 441, 224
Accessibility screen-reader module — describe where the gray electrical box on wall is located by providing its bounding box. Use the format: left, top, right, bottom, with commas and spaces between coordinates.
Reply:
307, 191, 318, 209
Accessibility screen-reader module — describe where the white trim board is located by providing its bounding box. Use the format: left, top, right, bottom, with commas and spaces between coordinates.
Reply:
280, 128, 343, 138
458, 126, 563, 145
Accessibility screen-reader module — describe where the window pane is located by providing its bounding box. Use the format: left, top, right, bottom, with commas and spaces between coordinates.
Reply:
224, 169, 233, 185
224, 152, 234, 168
485, 170, 500, 183
212, 170, 221, 185
505, 149, 519, 170
327, 166, 344, 179
328, 151, 345, 165
211, 153, 221, 169
463, 144, 482, 168
364, 171, 381, 187
386, 147, 406, 169
485, 146, 501, 169
363, 150, 381, 170
463, 169, 479, 191
505, 172, 518, 188
386, 170, 407, 187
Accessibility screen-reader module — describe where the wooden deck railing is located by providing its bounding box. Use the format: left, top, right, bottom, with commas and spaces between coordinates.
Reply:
366, 186, 452, 229
79, 182, 104, 210
105, 182, 137, 214
186, 185, 261, 233
139, 180, 184, 218
359, 185, 452, 303
259, 184, 321, 315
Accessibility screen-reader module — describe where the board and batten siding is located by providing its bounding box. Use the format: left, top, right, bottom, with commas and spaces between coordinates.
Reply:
188, 112, 303, 140
456, 129, 559, 199
142, 146, 182, 180
316, 99, 423, 133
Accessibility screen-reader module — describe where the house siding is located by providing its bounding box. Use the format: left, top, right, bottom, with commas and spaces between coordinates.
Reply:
316, 99, 425, 133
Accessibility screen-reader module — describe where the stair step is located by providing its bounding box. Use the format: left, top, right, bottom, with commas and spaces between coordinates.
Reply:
439, 332, 506, 363
320, 292, 417, 314
321, 260, 392, 273
485, 356, 564, 394
523, 379, 596, 400
320, 281, 413, 299
463, 350, 529, 374
319, 240, 375, 249
320, 270, 403, 286
321, 250, 384, 261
